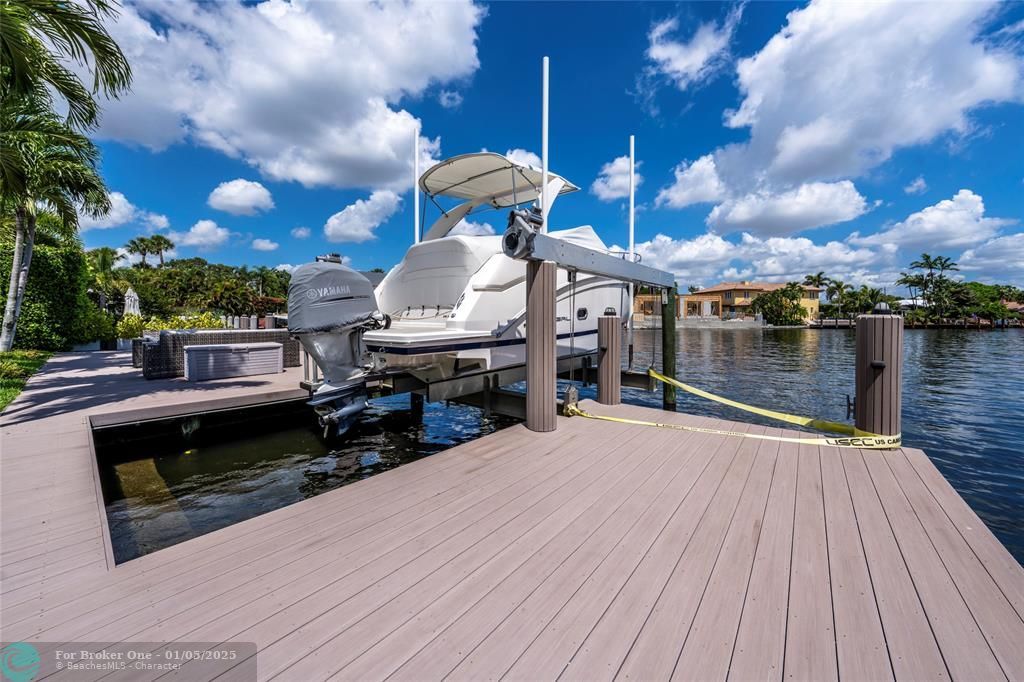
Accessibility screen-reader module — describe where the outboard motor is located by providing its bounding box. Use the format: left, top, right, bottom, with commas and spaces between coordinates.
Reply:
288, 255, 386, 436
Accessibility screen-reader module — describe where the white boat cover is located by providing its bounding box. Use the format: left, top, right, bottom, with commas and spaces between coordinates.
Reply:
419, 152, 578, 207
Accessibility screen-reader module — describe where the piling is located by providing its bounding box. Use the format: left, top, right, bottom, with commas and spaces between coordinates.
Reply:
264, 315, 275, 330
249, 314, 258, 330
525, 260, 556, 432
855, 303, 903, 440
597, 316, 621, 405
661, 286, 677, 411
232, 316, 240, 329
240, 316, 250, 330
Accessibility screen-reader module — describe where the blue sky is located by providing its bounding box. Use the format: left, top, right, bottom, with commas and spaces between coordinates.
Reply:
81, 1, 1024, 290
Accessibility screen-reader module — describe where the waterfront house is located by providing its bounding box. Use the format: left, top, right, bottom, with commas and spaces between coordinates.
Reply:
634, 280, 824, 322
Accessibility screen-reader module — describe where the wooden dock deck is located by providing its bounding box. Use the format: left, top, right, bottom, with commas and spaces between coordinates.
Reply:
2, 352, 1023, 680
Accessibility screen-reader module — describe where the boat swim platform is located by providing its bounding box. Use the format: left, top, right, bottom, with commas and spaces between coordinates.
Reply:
2, 352, 1023, 680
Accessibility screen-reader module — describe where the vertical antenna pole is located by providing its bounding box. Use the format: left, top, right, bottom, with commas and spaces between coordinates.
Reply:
413, 123, 420, 244
628, 135, 635, 330
541, 56, 549, 233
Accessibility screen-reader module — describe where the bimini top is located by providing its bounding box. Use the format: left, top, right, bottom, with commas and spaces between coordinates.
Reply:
419, 152, 579, 208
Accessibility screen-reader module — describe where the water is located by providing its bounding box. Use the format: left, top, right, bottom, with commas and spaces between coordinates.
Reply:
616, 328, 1024, 564
100, 327, 1023, 565
98, 396, 516, 563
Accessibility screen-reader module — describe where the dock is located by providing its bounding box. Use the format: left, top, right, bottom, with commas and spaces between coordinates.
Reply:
2, 351, 1023, 680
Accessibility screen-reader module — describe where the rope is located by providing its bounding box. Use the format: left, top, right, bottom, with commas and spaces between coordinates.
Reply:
564, 403, 901, 450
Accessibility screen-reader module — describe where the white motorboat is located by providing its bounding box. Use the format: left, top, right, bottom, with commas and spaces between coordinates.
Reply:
288, 151, 631, 435
366, 151, 629, 382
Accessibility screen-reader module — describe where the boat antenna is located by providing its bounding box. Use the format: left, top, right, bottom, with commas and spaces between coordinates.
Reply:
413, 121, 421, 244
541, 55, 549, 234
628, 134, 635, 332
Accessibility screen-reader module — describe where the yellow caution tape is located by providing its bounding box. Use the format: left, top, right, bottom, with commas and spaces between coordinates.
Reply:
564, 404, 902, 450
563, 367, 902, 450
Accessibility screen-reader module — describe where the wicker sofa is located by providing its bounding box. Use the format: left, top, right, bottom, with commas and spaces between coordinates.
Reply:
140, 329, 299, 379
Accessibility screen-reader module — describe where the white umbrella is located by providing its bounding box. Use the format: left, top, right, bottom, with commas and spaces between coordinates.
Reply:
124, 287, 141, 316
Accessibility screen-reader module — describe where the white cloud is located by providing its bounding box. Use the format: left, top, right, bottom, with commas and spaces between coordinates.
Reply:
850, 189, 1014, 249
903, 176, 928, 195
591, 155, 643, 202
707, 181, 869, 236
79, 191, 169, 232
274, 263, 296, 273
324, 190, 401, 243
634, 229, 886, 286
504, 148, 542, 168
251, 238, 279, 251
290, 226, 311, 239
644, 8, 743, 92
450, 220, 495, 236
90, 1, 484, 190
169, 219, 231, 249
208, 179, 275, 216
959, 233, 1024, 285
718, 1, 1022, 188
655, 155, 727, 208
439, 90, 463, 108
653, 1, 1024, 239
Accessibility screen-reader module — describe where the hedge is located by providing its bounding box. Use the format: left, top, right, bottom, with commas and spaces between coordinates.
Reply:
0, 240, 92, 350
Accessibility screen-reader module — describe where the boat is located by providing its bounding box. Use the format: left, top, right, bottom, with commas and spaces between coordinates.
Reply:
288, 151, 631, 435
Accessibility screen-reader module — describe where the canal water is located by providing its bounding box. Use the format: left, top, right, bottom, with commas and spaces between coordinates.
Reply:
99, 327, 1023, 565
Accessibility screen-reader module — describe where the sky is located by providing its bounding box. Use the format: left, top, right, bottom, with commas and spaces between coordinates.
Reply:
79, 0, 1024, 291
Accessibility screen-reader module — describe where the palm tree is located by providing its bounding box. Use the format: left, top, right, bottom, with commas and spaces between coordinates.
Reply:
802, 271, 830, 288
88, 245, 122, 273
826, 280, 849, 319
125, 237, 151, 267
148, 234, 174, 266
0, 0, 132, 131
0, 122, 109, 351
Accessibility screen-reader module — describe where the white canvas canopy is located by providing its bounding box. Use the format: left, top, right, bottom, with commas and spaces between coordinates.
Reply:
124, 287, 141, 316
419, 152, 578, 208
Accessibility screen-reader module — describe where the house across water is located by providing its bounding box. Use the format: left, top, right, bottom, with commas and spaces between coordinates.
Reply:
634, 280, 824, 324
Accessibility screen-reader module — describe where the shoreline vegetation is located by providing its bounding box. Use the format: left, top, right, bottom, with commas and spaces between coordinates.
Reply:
674, 255, 1022, 328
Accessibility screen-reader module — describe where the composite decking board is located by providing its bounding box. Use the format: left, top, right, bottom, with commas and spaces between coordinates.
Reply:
383, 416, 720, 681
160, 415, 661, 680
668, 433, 781, 681
4, 352, 1024, 682
337, 417, 709, 681
886, 449, 1024, 679
19, 423, 589, 649
610, 423, 766, 681
505, 424, 754, 680
903, 447, 1024, 620
4, 421, 544, 634
726, 435, 800, 681
40, 421, 607, 660
781, 443, 838, 680
819, 445, 893, 681
862, 449, 1006, 680
446, 418, 729, 681
246, 415, 677, 681
839, 446, 949, 680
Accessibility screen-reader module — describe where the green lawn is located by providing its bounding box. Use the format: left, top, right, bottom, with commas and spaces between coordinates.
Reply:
0, 349, 52, 413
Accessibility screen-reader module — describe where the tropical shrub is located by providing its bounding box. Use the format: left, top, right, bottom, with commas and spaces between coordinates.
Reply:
142, 312, 226, 332
0, 239, 91, 350
73, 305, 116, 343
116, 313, 144, 339
750, 283, 809, 326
